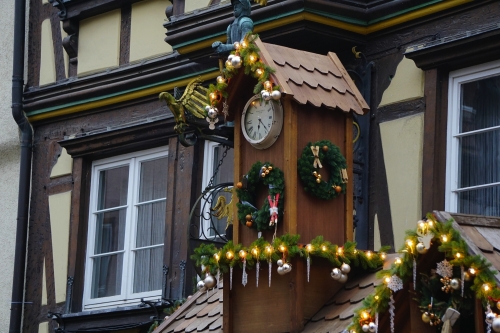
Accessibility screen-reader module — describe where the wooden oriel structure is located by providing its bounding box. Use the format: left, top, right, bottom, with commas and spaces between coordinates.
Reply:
220, 39, 369, 333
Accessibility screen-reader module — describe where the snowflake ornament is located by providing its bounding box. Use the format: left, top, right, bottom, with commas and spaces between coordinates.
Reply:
388, 275, 403, 292
436, 259, 453, 278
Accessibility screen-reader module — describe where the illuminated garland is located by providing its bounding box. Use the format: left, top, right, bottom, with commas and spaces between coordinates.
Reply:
297, 140, 348, 200
207, 34, 281, 107
236, 161, 284, 231
347, 213, 500, 333
190, 233, 389, 277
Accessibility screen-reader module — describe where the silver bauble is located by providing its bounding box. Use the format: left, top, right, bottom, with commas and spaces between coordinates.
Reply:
228, 54, 234, 62
277, 259, 284, 267
493, 317, 500, 332
197, 280, 206, 291
271, 90, 281, 100
277, 266, 285, 275
331, 268, 342, 280
416, 242, 427, 254
205, 105, 211, 112
231, 56, 241, 68
207, 107, 218, 119
368, 322, 377, 332
204, 273, 216, 289
282, 263, 292, 274
341, 263, 351, 274
450, 278, 460, 290
362, 324, 370, 332
486, 312, 496, 324
261, 91, 270, 100
338, 273, 348, 283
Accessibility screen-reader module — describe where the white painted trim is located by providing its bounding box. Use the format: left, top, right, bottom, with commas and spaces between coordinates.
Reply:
200, 141, 221, 239
83, 146, 168, 310
446, 60, 500, 213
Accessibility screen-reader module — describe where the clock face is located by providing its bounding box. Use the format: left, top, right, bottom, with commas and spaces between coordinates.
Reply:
241, 95, 283, 149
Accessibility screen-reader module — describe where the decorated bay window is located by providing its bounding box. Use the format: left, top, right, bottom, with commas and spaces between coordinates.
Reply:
84, 147, 168, 309
446, 60, 500, 217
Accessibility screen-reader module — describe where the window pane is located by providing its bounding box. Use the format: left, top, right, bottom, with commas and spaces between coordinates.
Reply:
459, 128, 500, 188
460, 74, 500, 133
91, 253, 123, 298
139, 157, 168, 202
136, 201, 166, 248
94, 208, 126, 254
133, 247, 163, 293
97, 166, 129, 210
458, 185, 500, 217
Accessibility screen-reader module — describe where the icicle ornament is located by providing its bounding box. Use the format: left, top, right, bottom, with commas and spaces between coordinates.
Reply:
242, 259, 248, 286
256, 261, 260, 287
375, 312, 379, 333
230, 266, 233, 290
389, 294, 395, 333
487, 304, 493, 333
307, 256, 311, 282
268, 261, 272, 287
461, 265, 465, 297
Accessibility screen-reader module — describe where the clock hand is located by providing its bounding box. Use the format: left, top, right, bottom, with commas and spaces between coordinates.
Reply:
258, 119, 268, 133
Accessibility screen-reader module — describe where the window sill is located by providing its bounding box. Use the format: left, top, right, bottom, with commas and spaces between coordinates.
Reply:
51, 300, 170, 332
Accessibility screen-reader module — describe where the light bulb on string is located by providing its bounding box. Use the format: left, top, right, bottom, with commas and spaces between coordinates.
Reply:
366, 251, 372, 259
256, 68, 263, 76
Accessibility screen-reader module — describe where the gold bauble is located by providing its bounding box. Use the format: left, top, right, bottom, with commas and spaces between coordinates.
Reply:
335, 186, 342, 193
463, 272, 471, 281
316, 178, 321, 184
422, 313, 430, 324
261, 172, 266, 177
322, 145, 328, 152
265, 169, 270, 174
312, 171, 318, 176
236, 182, 243, 189
268, 166, 273, 171
246, 214, 252, 221
496, 301, 500, 311
317, 174, 322, 179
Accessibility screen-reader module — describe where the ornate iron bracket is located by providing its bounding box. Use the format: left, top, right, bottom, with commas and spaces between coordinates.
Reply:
47, 312, 65, 333
140, 298, 173, 321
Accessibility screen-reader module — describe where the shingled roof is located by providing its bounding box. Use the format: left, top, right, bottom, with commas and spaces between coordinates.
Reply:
255, 38, 370, 115
435, 211, 500, 284
154, 282, 223, 333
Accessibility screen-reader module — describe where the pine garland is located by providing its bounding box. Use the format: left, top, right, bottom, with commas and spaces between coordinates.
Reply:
207, 33, 280, 107
347, 213, 500, 333
190, 234, 388, 277
297, 140, 347, 200
236, 161, 284, 231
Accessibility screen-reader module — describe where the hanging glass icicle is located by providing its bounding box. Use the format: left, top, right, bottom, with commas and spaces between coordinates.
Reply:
375, 312, 379, 333
389, 294, 395, 333
230, 266, 233, 290
242, 259, 248, 286
307, 256, 311, 282
268, 260, 272, 287
461, 265, 465, 297
256, 261, 260, 287
413, 258, 417, 290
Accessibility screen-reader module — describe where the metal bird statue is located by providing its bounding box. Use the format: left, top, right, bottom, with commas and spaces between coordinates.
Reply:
159, 77, 210, 134
211, 187, 235, 229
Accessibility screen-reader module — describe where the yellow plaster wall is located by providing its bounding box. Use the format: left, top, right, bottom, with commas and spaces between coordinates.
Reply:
184, 0, 211, 13
379, 57, 424, 107
78, 10, 121, 75
50, 148, 73, 178
38, 322, 49, 333
129, 0, 173, 62
48, 191, 72, 303
380, 114, 424, 250
41, 258, 47, 306
40, 19, 56, 86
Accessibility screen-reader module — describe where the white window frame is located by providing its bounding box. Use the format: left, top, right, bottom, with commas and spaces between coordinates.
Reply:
83, 146, 168, 310
446, 59, 500, 212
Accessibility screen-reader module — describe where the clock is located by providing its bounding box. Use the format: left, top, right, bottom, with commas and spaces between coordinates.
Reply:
241, 94, 283, 149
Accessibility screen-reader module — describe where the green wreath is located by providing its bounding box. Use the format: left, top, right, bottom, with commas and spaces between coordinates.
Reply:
297, 140, 347, 200
236, 161, 284, 231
